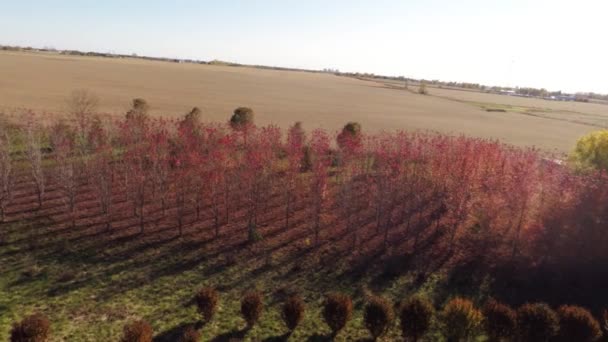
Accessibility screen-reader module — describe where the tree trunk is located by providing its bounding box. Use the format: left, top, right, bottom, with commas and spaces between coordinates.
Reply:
285, 192, 291, 229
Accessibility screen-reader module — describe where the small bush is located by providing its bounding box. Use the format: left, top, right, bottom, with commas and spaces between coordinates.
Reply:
120, 320, 153, 342
418, 82, 428, 95
517, 303, 559, 342
603, 309, 608, 335
557, 305, 602, 342
441, 297, 482, 341
322, 292, 353, 337
281, 294, 306, 332
241, 290, 263, 328
399, 296, 434, 342
195, 286, 219, 323
10, 313, 50, 342
179, 325, 200, 342
363, 295, 394, 340
483, 298, 516, 341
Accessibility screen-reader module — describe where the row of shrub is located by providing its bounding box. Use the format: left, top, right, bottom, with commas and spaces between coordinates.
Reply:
10, 288, 608, 341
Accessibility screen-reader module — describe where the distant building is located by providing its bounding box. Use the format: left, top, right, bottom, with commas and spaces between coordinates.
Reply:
499, 89, 516, 96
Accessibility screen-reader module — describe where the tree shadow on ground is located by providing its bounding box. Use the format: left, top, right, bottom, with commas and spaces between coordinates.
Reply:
442, 257, 608, 313
305, 333, 333, 342
153, 322, 206, 342
261, 332, 291, 342
210, 328, 248, 342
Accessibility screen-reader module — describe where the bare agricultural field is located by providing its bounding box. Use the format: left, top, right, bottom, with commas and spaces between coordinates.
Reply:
1, 51, 604, 152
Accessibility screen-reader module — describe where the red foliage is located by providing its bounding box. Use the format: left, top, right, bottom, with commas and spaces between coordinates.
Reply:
8, 110, 608, 307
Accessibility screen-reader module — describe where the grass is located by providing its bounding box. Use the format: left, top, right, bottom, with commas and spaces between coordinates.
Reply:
0, 211, 485, 341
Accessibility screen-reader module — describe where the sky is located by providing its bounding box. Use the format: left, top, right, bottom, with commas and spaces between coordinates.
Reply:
2, 0, 607, 93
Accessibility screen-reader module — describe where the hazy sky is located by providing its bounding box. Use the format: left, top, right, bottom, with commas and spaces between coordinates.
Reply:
2, 0, 607, 93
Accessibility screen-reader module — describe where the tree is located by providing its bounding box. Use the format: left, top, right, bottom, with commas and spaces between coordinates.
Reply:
483, 298, 516, 342
202, 125, 234, 236
517, 303, 559, 342
230, 107, 254, 130
241, 291, 263, 329
230, 107, 254, 145
363, 295, 394, 340
66, 89, 98, 154
50, 121, 79, 228
0, 128, 13, 222
418, 82, 428, 95
570, 130, 608, 174
557, 305, 602, 342
337, 122, 362, 153
309, 129, 331, 246
125, 98, 150, 142
241, 126, 281, 243
195, 287, 219, 324
281, 294, 306, 333
119, 116, 151, 234
284, 122, 306, 229
120, 320, 153, 342
86, 117, 115, 230
441, 297, 482, 342
10, 313, 50, 342
179, 107, 202, 134
148, 120, 171, 216
24, 116, 45, 209
126, 98, 150, 122
399, 296, 435, 342
603, 310, 608, 337
322, 292, 353, 338
179, 326, 200, 342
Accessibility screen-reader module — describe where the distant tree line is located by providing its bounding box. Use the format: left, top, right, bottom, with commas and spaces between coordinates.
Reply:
3, 44, 606, 100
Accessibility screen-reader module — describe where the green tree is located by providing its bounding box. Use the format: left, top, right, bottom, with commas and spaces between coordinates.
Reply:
570, 130, 608, 173
230, 107, 254, 131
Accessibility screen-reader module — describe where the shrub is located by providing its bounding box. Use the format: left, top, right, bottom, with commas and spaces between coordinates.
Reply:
281, 294, 306, 332
229, 107, 254, 131
241, 290, 263, 328
399, 296, 434, 342
557, 305, 602, 342
363, 295, 394, 340
322, 292, 353, 337
195, 286, 219, 323
603, 309, 608, 335
517, 303, 559, 342
120, 320, 153, 342
179, 325, 200, 342
10, 313, 50, 342
482, 298, 516, 341
418, 82, 428, 95
441, 297, 482, 341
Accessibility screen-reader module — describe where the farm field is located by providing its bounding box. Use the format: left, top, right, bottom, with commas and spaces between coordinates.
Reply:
1, 108, 608, 341
2, 50, 608, 342
1, 51, 605, 152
